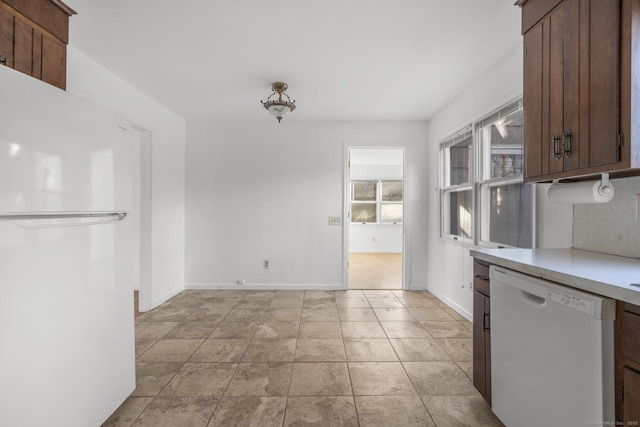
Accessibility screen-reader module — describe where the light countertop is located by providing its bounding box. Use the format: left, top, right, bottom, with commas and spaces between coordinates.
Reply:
470, 248, 640, 305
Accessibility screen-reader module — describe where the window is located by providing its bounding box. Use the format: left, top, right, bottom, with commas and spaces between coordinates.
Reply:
351, 180, 403, 224
440, 98, 533, 248
440, 127, 474, 240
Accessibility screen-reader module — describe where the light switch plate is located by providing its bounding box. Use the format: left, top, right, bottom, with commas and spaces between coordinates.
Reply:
328, 216, 341, 225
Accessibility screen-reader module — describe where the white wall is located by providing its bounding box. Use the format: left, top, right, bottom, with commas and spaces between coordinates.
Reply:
350, 224, 403, 253
426, 43, 573, 319
185, 121, 429, 289
67, 46, 186, 309
573, 176, 640, 258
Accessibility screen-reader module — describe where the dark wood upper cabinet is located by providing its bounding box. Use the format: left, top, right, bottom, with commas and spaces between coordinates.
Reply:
0, 0, 75, 90
518, 0, 640, 182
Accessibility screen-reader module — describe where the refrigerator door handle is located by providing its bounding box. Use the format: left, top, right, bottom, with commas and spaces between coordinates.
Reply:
0, 211, 128, 228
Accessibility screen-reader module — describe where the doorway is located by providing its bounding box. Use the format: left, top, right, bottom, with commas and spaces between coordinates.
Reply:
345, 147, 405, 290
119, 122, 152, 314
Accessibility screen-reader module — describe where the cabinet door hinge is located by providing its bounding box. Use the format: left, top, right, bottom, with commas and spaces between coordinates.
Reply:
617, 132, 624, 161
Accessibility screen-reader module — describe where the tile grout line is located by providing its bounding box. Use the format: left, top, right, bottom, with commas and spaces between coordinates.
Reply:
127, 288, 463, 426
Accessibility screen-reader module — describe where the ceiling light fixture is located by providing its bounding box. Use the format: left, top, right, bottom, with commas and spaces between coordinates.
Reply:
261, 82, 296, 123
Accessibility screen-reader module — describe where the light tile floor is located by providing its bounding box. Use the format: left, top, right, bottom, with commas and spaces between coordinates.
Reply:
103, 289, 504, 427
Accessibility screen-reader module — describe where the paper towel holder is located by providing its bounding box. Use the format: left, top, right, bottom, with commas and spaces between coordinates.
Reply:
550, 173, 614, 198
597, 173, 614, 197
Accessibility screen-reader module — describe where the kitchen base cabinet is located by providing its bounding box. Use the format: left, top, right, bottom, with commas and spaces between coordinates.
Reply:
623, 367, 640, 423
472, 259, 491, 405
617, 302, 640, 424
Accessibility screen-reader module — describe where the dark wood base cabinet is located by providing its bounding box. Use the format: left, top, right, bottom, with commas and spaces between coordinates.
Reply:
472, 259, 491, 404
617, 302, 640, 424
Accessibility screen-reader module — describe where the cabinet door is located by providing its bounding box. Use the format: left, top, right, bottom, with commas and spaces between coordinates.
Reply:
522, 0, 624, 181
623, 367, 640, 424
523, 1, 580, 179
548, 0, 580, 173
41, 35, 65, 90
558, 0, 580, 172
524, 23, 545, 178
473, 291, 491, 404
484, 298, 491, 405
583, 0, 620, 168
12, 17, 32, 76
0, 7, 13, 67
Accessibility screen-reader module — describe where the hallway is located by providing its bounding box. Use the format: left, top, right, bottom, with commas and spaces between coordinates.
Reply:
349, 253, 403, 290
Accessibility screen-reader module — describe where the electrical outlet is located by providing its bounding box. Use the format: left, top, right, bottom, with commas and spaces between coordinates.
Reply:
237, 279, 245, 285
263, 259, 270, 269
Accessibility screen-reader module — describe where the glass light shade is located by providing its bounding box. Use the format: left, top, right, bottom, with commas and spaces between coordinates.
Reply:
267, 102, 295, 122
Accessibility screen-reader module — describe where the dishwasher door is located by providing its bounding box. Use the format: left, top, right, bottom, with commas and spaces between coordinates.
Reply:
490, 266, 616, 427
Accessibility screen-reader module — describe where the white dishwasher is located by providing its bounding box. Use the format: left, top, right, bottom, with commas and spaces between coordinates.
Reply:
490, 266, 616, 427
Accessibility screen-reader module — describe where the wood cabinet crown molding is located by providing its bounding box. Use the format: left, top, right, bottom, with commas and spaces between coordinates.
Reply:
49, 0, 76, 16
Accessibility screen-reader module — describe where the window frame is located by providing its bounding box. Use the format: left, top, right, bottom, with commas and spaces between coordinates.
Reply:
351, 180, 378, 223
439, 125, 474, 243
350, 179, 403, 225
439, 97, 535, 248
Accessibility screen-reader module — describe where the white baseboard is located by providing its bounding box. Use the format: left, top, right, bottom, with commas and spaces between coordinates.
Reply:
185, 282, 346, 291
149, 286, 184, 310
426, 287, 473, 322
406, 282, 428, 291
349, 250, 403, 254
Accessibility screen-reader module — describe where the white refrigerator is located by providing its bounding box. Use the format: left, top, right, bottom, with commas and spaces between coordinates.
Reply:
0, 67, 136, 425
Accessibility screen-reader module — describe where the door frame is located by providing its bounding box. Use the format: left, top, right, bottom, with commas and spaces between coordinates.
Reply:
342, 143, 408, 290
137, 128, 152, 312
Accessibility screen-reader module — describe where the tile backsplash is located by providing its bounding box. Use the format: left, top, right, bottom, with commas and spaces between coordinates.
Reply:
572, 176, 640, 258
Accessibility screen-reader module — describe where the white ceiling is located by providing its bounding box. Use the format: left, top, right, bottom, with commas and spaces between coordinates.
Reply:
65, 0, 521, 122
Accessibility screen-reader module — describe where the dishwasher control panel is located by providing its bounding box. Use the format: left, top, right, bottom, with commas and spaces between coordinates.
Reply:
546, 289, 595, 316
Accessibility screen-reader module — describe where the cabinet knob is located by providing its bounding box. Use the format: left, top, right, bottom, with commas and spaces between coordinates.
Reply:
474, 274, 489, 281
563, 130, 572, 158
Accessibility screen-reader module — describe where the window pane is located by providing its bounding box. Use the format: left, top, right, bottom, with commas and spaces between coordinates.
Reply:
484, 109, 524, 179
446, 189, 473, 238
382, 203, 403, 223
381, 181, 402, 201
351, 203, 377, 223
352, 181, 377, 201
448, 136, 472, 185
483, 183, 532, 248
